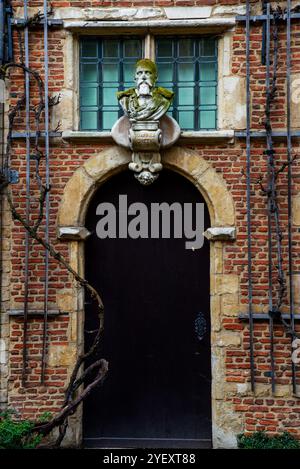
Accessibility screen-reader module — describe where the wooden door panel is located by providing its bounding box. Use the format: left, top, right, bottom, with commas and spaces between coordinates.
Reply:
83, 170, 211, 448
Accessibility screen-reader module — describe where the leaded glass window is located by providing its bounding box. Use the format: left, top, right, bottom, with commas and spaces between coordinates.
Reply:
80, 37, 143, 131
79, 36, 218, 131
156, 37, 218, 130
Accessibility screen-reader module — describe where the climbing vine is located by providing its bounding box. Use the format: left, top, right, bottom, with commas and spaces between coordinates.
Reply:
251, 6, 299, 339
0, 12, 108, 447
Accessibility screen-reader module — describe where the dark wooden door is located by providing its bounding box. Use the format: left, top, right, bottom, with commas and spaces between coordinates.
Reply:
83, 170, 211, 448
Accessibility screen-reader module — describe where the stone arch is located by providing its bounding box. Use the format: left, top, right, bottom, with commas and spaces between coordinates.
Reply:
57, 146, 131, 228
57, 145, 235, 229
57, 144, 237, 449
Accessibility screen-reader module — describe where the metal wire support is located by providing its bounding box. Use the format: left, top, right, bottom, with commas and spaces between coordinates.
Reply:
41, 0, 50, 384
22, 0, 31, 386
265, 3, 276, 393
246, 0, 255, 392
286, 0, 297, 396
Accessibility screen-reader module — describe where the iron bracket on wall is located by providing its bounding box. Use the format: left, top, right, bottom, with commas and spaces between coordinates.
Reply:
11, 131, 62, 139
11, 18, 63, 28
235, 130, 300, 139
236, 13, 300, 22
239, 313, 300, 322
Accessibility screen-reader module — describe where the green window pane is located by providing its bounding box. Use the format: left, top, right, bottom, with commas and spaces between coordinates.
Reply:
124, 63, 137, 83
200, 110, 216, 129
103, 39, 119, 58
178, 63, 194, 82
81, 41, 97, 58
178, 38, 194, 57
81, 111, 98, 130
124, 39, 142, 58
157, 40, 173, 57
102, 64, 119, 83
102, 88, 119, 106
178, 111, 194, 129
81, 87, 98, 106
102, 111, 119, 130
200, 86, 216, 105
178, 87, 194, 106
157, 63, 173, 82
200, 62, 216, 81
202, 39, 216, 57
81, 64, 98, 82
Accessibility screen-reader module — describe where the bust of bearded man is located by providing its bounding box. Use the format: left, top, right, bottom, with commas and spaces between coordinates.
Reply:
117, 59, 174, 122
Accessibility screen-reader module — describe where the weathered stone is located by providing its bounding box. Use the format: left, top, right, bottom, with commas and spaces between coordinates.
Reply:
220, 32, 233, 77
0, 389, 7, 403
64, 18, 236, 31
57, 226, 91, 241
211, 244, 223, 275
216, 274, 239, 295
292, 274, 300, 305
52, 7, 165, 21
292, 193, 300, 226
164, 7, 212, 19
0, 80, 5, 104
48, 344, 77, 367
53, 91, 74, 131
291, 75, 300, 127
163, 146, 210, 180
222, 303, 240, 317
211, 348, 225, 400
197, 168, 236, 226
211, 295, 221, 332
213, 401, 243, 448
221, 76, 247, 130
236, 382, 251, 396
0, 339, 7, 365
273, 385, 292, 397
57, 289, 76, 312
57, 167, 95, 227
212, 5, 246, 16
204, 226, 236, 241
112, 115, 180, 150
83, 147, 130, 181
216, 331, 241, 347
213, 426, 238, 449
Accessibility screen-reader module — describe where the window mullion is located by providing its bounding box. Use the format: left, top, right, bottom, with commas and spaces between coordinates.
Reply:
145, 34, 155, 60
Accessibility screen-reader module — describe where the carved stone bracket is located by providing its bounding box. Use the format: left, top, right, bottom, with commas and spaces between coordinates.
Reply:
57, 226, 91, 241
128, 120, 162, 185
112, 114, 180, 185
203, 227, 236, 241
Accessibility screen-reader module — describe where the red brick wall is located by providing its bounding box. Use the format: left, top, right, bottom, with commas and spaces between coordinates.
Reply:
4, 0, 300, 441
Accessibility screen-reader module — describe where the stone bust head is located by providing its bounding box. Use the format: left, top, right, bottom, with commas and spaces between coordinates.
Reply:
117, 59, 174, 122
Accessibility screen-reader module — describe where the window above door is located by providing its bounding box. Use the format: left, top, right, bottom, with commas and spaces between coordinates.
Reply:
79, 35, 218, 132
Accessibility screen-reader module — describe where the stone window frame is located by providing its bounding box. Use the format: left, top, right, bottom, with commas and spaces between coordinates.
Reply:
60, 19, 244, 144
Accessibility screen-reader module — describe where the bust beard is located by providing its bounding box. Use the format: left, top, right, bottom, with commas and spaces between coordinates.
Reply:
136, 81, 153, 96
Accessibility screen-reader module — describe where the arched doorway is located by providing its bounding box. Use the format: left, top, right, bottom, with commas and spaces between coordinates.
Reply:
82, 169, 211, 448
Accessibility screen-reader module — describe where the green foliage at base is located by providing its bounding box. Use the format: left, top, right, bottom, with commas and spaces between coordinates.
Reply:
0, 410, 42, 449
238, 431, 300, 449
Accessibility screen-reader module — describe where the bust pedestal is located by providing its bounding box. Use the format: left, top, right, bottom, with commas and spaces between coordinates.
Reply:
112, 115, 181, 185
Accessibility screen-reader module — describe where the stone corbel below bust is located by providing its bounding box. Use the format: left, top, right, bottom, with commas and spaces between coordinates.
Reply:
111, 58, 181, 185
112, 114, 180, 185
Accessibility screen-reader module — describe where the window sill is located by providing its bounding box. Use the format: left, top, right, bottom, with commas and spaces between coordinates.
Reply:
62, 130, 234, 144
64, 18, 235, 34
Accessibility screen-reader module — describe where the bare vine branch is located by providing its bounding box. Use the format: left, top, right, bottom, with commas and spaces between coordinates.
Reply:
0, 25, 108, 446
